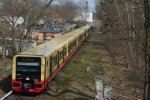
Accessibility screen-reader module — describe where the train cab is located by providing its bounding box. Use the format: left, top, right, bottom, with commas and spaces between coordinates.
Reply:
12, 55, 46, 93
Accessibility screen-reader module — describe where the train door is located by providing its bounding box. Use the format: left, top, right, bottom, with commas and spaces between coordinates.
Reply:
50, 56, 52, 77
57, 51, 59, 69
44, 58, 48, 88
63, 45, 67, 59
75, 37, 77, 47
63, 47, 65, 62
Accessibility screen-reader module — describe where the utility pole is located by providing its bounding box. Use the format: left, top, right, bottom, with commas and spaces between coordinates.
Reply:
144, 0, 150, 99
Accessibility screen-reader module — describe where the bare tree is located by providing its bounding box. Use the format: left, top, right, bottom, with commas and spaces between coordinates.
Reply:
0, 0, 54, 55
96, 0, 150, 99
56, 0, 79, 23
0, 0, 25, 55
143, 0, 150, 99
97, 0, 145, 69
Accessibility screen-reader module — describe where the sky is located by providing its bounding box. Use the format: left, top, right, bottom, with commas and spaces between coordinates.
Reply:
74, 0, 96, 12
89, 0, 96, 12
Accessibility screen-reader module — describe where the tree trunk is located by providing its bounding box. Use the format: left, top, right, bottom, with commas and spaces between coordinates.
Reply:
11, 25, 17, 56
144, 0, 150, 99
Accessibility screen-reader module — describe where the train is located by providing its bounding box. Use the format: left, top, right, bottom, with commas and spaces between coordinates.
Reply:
12, 25, 93, 93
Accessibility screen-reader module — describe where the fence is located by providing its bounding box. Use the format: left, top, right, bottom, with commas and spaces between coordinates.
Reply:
1, 38, 36, 56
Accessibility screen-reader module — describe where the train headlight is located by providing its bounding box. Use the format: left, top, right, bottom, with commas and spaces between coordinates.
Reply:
26, 77, 30, 80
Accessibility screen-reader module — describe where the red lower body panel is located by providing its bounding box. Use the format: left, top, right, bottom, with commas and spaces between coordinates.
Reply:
12, 80, 44, 93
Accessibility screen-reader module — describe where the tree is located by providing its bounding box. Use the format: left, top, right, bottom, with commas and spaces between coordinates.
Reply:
0, 0, 54, 55
97, 0, 150, 99
143, 0, 150, 99
56, 0, 79, 23
97, 0, 145, 69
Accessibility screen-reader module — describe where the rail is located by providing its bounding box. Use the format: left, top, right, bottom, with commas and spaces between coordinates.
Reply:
0, 90, 13, 100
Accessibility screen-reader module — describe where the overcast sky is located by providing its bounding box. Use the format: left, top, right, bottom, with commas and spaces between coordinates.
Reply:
74, 0, 96, 12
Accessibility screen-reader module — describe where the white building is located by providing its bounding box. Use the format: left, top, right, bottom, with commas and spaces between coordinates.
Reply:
74, 11, 93, 23
74, 0, 93, 23
84, 11, 93, 23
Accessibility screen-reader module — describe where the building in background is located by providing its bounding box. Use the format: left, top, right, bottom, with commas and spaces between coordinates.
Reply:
35, 29, 62, 41
84, 11, 93, 23
74, 0, 93, 23
84, 0, 93, 23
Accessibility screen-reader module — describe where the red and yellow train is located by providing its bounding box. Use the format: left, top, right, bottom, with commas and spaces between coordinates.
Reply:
12, 25, 92, 93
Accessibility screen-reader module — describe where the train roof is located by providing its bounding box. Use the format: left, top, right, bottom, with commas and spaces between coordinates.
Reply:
39, 29, 62, 34
65, 25, 90, 36
19, 25, 91, 56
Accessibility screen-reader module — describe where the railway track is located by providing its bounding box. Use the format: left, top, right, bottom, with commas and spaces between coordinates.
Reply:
0, 90, 13, 100
0, 90, 39, 100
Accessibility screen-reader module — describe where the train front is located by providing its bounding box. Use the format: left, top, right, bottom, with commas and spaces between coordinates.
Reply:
12, 55, 45, 93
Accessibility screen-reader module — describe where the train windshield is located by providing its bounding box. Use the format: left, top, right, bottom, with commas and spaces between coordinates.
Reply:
16, 57, 41, 77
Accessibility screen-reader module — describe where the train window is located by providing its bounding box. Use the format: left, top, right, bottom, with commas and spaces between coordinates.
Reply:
59, 52, 61, 61
47, 59, 48, 67
49, 56, 52, 75
68, 43, 72, 52
49, 58, 51, 70
65, 48, 67, 56
57, 52, 59, 67
60, 51, 63, 61
55, 55, 57, 65
68, 39, 76, 53
59, 51, 63, 61
70, 42, 73, 52
78, 35, 83, 42
71, 40, 76, 49
61, 50, 63, 59
84, 32, 86, 36
61, 51, 63, 59
63, 47, 67, 57
52, 57, 54, 67
76, 39, 77, 45
53, 55, 57, 69
16, 57, 41, 81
